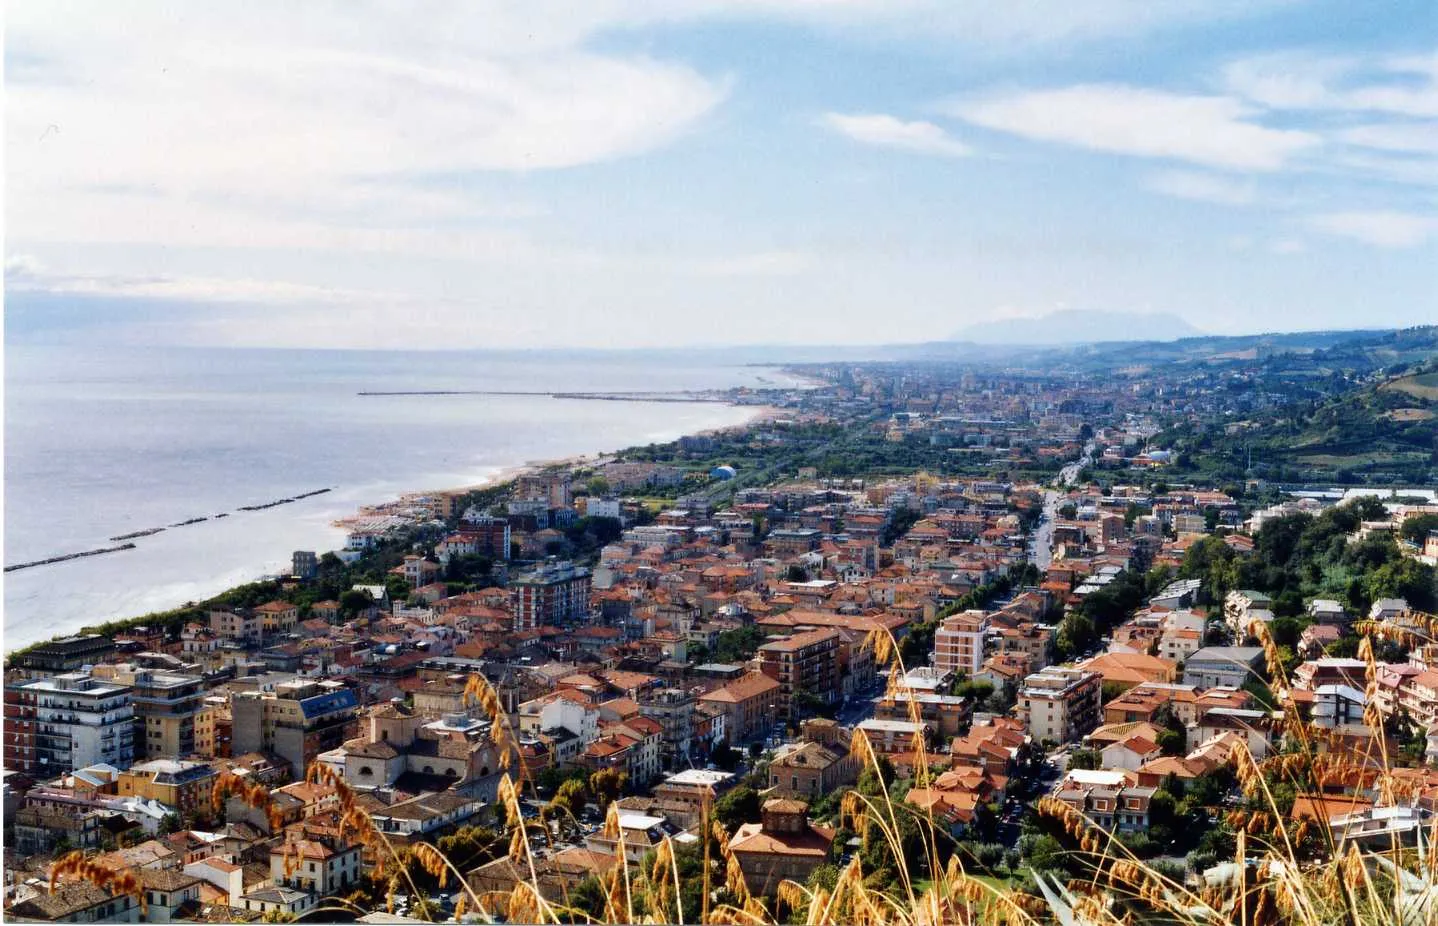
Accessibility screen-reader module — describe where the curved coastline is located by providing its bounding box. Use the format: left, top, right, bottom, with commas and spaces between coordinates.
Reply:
3, 394, 776, 652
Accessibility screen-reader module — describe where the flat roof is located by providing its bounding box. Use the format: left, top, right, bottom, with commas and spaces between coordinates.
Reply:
663, 769, 734, 787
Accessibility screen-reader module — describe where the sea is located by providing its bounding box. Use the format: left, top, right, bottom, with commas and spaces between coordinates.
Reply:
3, 345, 800, 651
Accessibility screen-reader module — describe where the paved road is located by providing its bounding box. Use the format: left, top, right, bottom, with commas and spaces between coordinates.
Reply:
1029, 489, 1058, 570
1030, 440, 1094, 570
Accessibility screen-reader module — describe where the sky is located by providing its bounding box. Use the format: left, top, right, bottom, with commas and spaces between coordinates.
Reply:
5, 1, 1437, 350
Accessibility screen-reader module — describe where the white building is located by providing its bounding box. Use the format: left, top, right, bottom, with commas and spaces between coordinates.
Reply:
585, 498, 622, 520
18, 672, 136, 775
933, 610, 987, 677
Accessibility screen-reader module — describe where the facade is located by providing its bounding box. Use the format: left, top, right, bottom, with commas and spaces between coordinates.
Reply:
1051, 769, 1155, 833
117, 759, 219, 817
231, 680, 361, 779
1018, 667, 1102, 744
698, 672, 782, 743
728, 800, 835, 897
4, 671, 135, 775
767, 741, 859, 798
271, 839, 364, 897
209, 608, 264, 643
8, 634, 116, 676
100, 669, 207, 761
510, 561, 592, 630
758, 628, 842, 720
292, 550, 319, 579
138, 869, 203, 924
1182, 647, 1265, 689
874, 691, 973, 738
934, 609, 987, 677
254, 600, 300, 634
652, 769, 736, 814
639, 688, 697, 770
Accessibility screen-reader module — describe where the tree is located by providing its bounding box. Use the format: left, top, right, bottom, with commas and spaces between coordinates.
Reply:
1157, 728, 1185, 756
588, 768, 626, 811
1056, 613, 1096, 658
1068, 748, 1101, 770
710, 740, 741, 772
1400, 513, 1438, 545
536, 764, 589, 796
1367, 558, 1436, 612
436, 825, 501, 872
549, 777, 589, 821
566, 876, 609, 923
339, 588, 373, 616
715, 785, 762, 830
857, 756, 896, 796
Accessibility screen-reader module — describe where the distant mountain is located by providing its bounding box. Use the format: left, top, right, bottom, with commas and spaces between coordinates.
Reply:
952, 310, 1204, 345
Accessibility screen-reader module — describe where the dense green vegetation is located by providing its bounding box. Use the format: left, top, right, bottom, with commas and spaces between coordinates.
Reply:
1156, 346, 1438, 486
1179, 498, 1436, 617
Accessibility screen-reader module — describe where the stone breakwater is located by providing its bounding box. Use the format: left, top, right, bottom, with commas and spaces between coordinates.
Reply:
5, 543, 137, 573
5, 488, 333, 573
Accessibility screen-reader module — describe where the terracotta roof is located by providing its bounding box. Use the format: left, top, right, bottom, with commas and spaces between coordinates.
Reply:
728, 821, 834, 858
700, 672, 780, 703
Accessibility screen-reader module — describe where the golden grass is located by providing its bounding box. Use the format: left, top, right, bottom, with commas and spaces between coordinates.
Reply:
45, 626, 1438, 924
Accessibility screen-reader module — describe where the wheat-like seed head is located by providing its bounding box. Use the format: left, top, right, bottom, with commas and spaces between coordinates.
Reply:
49, 852, 148, 915
412, 841, 449, 887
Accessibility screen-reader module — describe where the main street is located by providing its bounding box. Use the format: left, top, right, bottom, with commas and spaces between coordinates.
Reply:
1030, 440, 1093, 570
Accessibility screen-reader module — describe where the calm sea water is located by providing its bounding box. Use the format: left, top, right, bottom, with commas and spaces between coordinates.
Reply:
4, 345, 792, 649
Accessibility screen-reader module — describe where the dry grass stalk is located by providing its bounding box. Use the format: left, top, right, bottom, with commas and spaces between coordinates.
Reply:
48, 851, 146, 914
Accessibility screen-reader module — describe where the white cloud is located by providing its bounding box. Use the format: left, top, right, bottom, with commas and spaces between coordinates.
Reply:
820, 113, 972, 157
1144, 169, 1256, 204
1308, 211, 1436, 248
948, 84, 1318, 171
1222, 51, 1438, 117
1337, 123, 1438, 156
6, 4, 727, 257
1269, 238, 1306, 254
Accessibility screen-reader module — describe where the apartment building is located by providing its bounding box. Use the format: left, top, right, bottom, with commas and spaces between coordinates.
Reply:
639, 688, 697, 770
116, 759, 218, 817
758, 629, 842, 720
698, 672, 781, 743
1052, 769, 1156, 834
9, 634, 116, 677
87, 666, 207, 761
209, 608, 264, 644
1018, 667, 1102, 744
934, 610, 987, 677
231, 680, 361, 779
510, 561, 592, 630
4, 672, 135, 775
253, 601, 300, 635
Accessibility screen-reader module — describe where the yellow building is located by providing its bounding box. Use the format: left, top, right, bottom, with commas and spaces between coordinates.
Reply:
117, 759, 217, 817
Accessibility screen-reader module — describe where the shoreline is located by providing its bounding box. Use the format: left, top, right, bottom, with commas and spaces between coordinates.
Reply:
394, 402, 780, 505
4, 398, 781, 655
